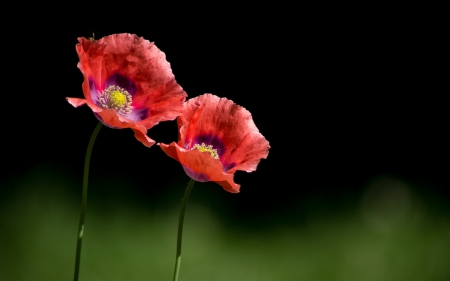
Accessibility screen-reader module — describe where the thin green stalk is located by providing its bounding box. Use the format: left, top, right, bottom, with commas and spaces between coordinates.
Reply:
173, 178, 196, 281
73, 122, 103, 281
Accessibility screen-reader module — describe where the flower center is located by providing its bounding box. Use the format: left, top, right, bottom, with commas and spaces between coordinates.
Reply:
192, 143, 219, 159
98, 85, 132, 116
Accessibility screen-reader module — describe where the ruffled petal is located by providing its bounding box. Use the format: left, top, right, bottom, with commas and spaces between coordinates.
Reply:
92, 108, 155, 147
159, 142, 240, 193
131, 126, 156, 148
224, 131, 270, 173
179, 94, 270, 172
77, 34, 186, 107
66, 97, 87, 108
137, 79, 187, 128
66, 33, 187, 146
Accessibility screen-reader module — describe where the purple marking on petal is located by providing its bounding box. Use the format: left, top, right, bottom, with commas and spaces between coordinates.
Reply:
105, 73, 137, 96
89, 77, 100, 103
127, 107, 150, 122
192, 134, 226, 157
222, 162, 236, 172
183, 166, 209, 182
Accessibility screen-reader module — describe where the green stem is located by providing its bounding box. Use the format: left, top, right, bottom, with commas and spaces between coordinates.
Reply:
173, 178, 196, 281
73, 122, 102, 281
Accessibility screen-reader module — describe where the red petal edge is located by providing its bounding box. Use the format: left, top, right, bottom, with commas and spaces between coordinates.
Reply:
158, 142, 240, 193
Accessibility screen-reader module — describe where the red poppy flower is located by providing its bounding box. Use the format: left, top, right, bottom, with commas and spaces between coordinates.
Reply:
159, 94, 270, 193
67, 33, 187, 147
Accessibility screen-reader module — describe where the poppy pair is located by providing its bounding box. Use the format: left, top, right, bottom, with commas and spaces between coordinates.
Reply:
67, 33, 269, 193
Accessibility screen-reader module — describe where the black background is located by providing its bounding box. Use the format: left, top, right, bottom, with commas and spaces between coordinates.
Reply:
3, 6, 447, 221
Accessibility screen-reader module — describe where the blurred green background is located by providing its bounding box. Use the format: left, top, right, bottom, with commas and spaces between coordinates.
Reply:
1, 160, 449, 281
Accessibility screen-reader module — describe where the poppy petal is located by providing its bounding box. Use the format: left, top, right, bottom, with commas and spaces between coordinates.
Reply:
159, 142, 240, 193
67, 33, 187, 147
160, 94, 269, 192
66, 97, 87, 108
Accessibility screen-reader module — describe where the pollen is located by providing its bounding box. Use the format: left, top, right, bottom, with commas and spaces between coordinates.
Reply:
98, 85, 132, 116
192, 143, 219, 159
110, 90, 127, 107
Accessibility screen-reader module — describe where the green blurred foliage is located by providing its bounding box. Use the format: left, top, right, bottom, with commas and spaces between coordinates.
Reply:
1, 162, 449, 281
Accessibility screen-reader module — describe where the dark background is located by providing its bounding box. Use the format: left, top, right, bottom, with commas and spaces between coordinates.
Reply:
5, 8, 447, 207
1, 5, 448, 280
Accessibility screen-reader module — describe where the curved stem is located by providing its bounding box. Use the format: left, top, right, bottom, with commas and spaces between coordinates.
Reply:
173, 178, 196, 281
73, 122, 103, 281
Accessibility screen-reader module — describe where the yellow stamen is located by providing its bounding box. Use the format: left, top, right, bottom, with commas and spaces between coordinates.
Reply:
110, 90, 127, 107
192, 143, 219, 159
